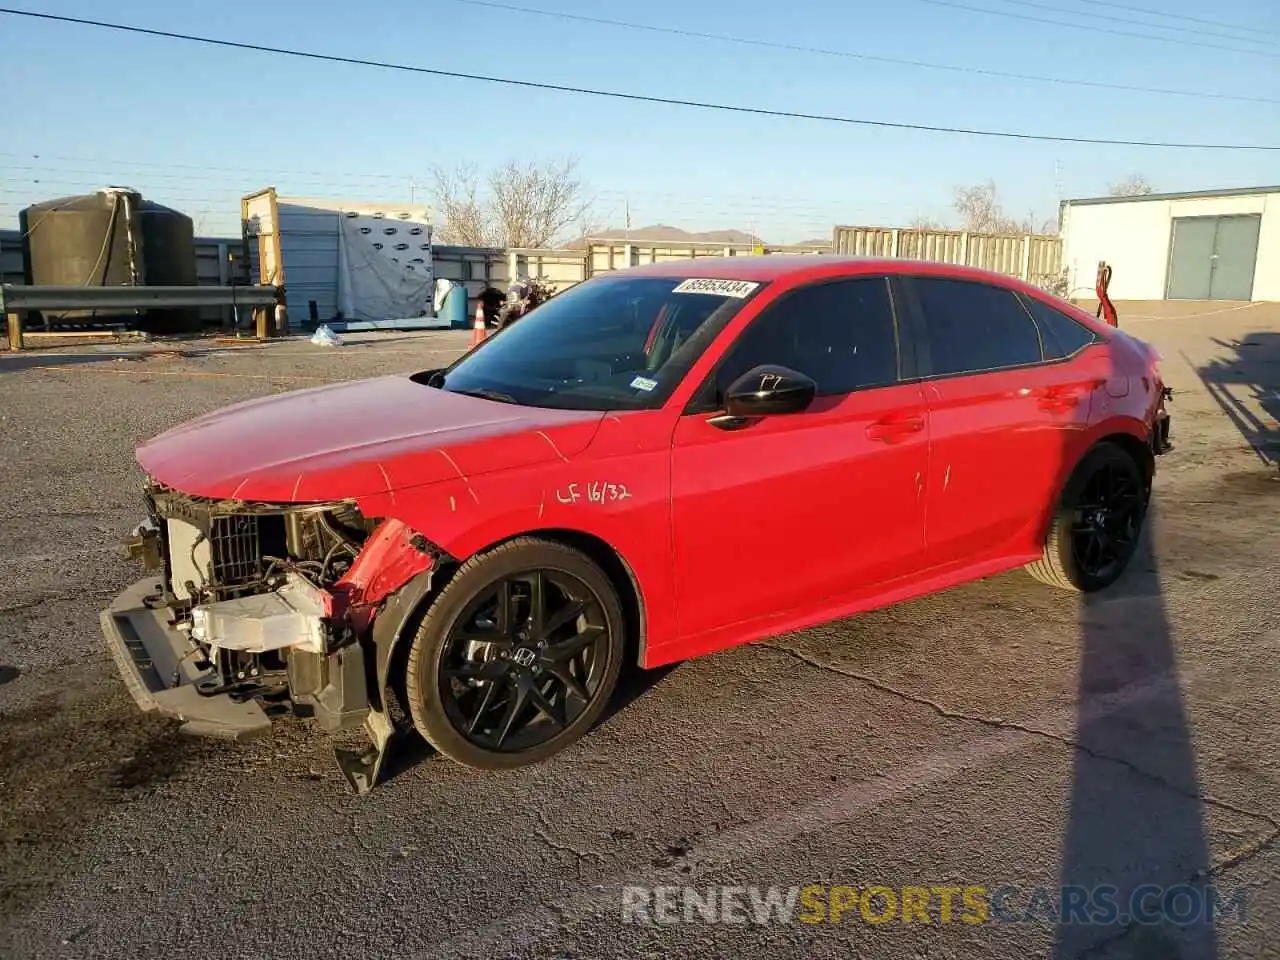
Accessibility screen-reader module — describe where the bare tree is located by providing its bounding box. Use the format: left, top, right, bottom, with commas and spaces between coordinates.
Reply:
951, 180, 1057, 234
430, 163, 492, 246
1107, 173, 1155, 197
489, 158, 591, 248
430, 158, 591, 249
952, 180, 1029, 233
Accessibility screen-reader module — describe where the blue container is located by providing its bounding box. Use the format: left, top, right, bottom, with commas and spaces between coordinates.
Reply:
441, 285, 469, 329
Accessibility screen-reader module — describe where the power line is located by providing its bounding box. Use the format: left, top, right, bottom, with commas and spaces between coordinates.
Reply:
0, 162, 433, 193
0, 7, 1276, 151
0, 182, 881, 225
908, 0, 1279, 57
0, 168, 885, 214
1058, 0, 1280, 38
0, 151, 428, 182
444, 0, 1279, 105
991, 0, 1275, 44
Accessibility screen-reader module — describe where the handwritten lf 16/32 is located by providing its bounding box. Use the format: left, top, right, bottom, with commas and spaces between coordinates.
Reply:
556, 481, 633, 505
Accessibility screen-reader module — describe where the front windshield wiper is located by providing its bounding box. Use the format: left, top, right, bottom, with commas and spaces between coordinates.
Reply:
448, 387, 520, 404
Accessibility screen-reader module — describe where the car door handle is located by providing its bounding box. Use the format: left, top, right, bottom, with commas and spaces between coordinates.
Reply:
866, 415, 924, 443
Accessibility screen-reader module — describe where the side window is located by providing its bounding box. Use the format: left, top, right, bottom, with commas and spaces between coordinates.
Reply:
910, 278, 1043, 376
713, 278, 899, 399
1018, 294, 1098, 360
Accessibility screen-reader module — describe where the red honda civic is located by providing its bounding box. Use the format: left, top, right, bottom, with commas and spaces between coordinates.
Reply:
104, 256, 1171, 789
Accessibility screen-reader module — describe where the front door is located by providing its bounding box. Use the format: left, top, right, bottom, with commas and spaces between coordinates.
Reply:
670, 276, 929, 641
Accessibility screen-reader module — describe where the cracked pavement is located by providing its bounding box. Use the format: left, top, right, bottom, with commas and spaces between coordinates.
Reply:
1, 310, 1278, 960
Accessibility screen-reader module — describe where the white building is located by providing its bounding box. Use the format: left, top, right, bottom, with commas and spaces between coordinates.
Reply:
1060, 186, 1279, 302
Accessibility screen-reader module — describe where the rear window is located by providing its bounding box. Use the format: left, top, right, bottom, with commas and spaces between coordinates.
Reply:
434, 275, 764, 410
909, 277, 1044, 376
1019, 295, 1098, 359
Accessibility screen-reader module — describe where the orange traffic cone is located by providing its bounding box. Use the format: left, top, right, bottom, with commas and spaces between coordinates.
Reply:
470, 302, 488, 348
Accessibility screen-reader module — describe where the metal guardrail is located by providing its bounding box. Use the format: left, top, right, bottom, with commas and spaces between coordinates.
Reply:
0, 284, 278, 311
2, 284, 280, 350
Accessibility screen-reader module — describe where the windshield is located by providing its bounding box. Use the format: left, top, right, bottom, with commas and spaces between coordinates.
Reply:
432, 275, 765, 410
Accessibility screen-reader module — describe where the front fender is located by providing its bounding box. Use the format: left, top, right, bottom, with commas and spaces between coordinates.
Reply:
361, 456, 676, 651
352, 409, 680, 654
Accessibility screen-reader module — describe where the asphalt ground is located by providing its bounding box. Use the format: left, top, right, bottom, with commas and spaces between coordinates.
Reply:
1, 305, 1277, 960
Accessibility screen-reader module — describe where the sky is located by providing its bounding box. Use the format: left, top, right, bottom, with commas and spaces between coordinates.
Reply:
1, 0, 1277, 243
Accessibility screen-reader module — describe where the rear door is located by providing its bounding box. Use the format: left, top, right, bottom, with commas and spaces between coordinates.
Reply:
901, 276, 1100, 568
670, 276, 929, 640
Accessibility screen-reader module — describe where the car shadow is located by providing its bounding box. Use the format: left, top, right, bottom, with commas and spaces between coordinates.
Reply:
1054, 502, 1218, 959
1053, 321, 1220, 959
1190, 331, 1280, 467
598, 661, 681, 728
375, 662, 680, 786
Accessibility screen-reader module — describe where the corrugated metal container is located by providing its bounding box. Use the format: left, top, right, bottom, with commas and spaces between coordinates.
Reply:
242, 189, 434, 324
832, 225, 1062, 286
0, 229, 24, 286
898, 229, 964, 263
585, 240, 828, 277
831, 227, 895, 257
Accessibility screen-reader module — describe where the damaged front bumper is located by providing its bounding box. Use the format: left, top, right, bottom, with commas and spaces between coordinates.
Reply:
101, 576, 396, 791
100, 577, 277, 741
102, 488, 448, 790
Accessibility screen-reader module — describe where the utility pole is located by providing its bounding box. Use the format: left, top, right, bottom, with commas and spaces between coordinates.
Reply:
409, 177, 417, 204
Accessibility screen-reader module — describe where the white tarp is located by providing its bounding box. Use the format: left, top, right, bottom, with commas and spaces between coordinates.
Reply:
334, 208, 436, 322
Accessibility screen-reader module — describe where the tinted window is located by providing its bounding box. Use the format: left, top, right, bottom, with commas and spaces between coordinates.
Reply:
713, 278, 899, 399
1019, 295, 1097, 359
910, 278, 1043, 376
435, 275, 762, 410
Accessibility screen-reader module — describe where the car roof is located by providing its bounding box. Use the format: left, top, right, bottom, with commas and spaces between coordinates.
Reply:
618, 254, 1023, 287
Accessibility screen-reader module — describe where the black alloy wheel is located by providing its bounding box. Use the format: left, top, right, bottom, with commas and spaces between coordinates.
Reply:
1070, 458, 1145, 585
405, 539, 625, 768
1026, 441, 1148, 593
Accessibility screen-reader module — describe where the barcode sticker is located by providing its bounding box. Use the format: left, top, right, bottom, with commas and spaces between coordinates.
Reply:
672, 278, 760, 298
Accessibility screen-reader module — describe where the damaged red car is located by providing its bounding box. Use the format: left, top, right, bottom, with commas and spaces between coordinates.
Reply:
103, 256, 1172, 790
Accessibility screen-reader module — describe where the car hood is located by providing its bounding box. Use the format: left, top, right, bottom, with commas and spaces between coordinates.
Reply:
137, 375, 604, 502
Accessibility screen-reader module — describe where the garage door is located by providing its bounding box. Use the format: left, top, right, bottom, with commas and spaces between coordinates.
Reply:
1166, 214, 1261, 301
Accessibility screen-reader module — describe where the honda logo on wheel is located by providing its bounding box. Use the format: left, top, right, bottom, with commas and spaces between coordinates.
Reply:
512, 648, 537, 667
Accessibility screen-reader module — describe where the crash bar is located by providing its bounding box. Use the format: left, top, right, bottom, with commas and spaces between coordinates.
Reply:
2, 284, 281, 350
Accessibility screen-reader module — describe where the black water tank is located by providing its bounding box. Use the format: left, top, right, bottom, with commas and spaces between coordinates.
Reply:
19, 187, 200, 332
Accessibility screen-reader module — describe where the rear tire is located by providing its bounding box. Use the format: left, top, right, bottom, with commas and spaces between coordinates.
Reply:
404, 538, 625, 769
1026, 442, 1148, 593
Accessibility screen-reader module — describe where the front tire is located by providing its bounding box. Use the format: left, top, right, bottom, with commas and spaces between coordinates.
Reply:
1026, 442, 1148, 592
404, 538, 625, 769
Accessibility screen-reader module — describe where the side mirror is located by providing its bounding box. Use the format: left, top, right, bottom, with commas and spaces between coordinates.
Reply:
723, 364, 816, 418
414, 368, 447, 387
